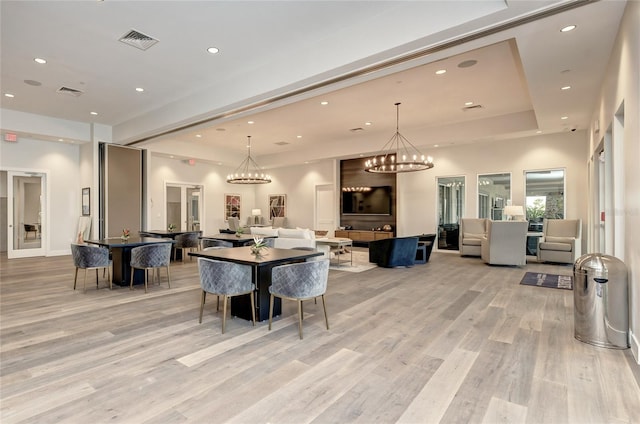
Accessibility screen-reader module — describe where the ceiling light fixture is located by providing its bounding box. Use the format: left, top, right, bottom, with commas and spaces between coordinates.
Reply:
90, 111, 98, 115
435, 69, 446, 75
364, 102, 434, 174
4, 93, 15, 98
226, 136, 271, 184
135, 87, 144, 92
34, 58, 47, 64
561, 25, 576, 32
207, 47, 220, 54
320, 101, 329, 105
561, 85, 571, 90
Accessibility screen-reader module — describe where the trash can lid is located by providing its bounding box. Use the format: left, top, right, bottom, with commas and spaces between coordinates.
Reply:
574, 253, 626, 278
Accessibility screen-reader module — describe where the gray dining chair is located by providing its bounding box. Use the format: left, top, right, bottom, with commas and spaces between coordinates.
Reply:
202, 239, 233, 249
71, 243, 112, 291
130, 243, 172, 293
198, 257, 255, 333
268, 259, 330, 339
174, 232, 200, 262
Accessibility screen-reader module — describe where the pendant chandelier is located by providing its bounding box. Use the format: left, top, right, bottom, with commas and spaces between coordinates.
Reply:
226, 136, 272, 184
364, 102, 434, 173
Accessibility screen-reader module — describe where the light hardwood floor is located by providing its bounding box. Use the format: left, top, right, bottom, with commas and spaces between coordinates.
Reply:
1, 250, 639, 423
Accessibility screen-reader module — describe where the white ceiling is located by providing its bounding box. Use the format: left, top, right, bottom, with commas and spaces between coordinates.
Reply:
0, 1, 627, 169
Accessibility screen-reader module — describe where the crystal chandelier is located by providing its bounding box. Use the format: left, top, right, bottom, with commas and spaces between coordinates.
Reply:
364, 103, 434, 173
226, 136, 272, 184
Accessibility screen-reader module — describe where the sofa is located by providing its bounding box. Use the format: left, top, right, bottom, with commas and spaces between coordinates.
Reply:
250, 226, 326, 251
369, 236, 419, 268
459, 218, 487, 257
480, 220, 528, 266
537, 218, 582, 264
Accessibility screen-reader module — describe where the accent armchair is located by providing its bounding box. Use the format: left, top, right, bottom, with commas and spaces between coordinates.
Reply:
537, 219, 582, 264
459, 218, 487, 257
480, 220, 528, 266
368, 236, 419, 268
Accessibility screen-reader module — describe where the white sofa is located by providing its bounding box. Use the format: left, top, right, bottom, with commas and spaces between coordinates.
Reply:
250, 227, 316, 249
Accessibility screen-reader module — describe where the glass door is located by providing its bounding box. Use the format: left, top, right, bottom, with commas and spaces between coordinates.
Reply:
437, 176, 465, 250
7, 171, 46, 258
165, 183, 203, 232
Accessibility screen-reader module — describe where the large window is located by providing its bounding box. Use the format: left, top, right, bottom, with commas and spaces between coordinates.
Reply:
478, 173, 511, 220
437, 176, 465, 250
525, 169, 565, 231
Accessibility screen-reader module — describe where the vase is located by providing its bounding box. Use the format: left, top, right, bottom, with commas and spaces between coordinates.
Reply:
250, 246, 264, 256
121, 236, 129, 242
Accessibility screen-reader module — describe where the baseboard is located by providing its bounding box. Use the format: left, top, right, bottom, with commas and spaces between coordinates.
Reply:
47, 249, 70, 257
631, 329, 640, 364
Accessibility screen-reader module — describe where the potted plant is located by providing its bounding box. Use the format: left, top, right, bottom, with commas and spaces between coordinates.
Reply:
235, 227, 245, 237
250, 236, 268, 256
121, 228, 131, 241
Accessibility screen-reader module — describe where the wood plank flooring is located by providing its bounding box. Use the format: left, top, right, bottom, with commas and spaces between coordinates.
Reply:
1, 250, 639, 423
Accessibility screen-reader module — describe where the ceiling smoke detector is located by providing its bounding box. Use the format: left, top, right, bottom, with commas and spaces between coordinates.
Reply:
57, 86, 84, 97
119, 29, 159, 51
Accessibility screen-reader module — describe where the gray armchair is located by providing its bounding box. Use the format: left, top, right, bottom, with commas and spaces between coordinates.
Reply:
459, 218, 487, 257
174, 232, 200, 262
537, 219, 582, 264
480, 220, 528, 266
130, 243, 172, 293
197, 258, 255, 333
268, 259, 330, 339
71, 243, 111, 291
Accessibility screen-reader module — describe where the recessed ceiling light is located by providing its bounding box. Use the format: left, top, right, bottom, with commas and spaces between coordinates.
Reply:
207, 47, 220, 54
365, 122, 372, 126
247, 120, 254, 125
195, 134, 202, 138
561, 116, 569, 120
320, 101, 329, 105
4, 93, 15, 98
434, 144, 439, 147
561, 86, 571, 90
435, 69, 446, 75
135, 87, 144, 92
90, 111, 98, 115
458, 59, 477, 68
34, 57, 46, 64
561, 25, 576, 32
296, 135, 302, 139
58, 138, 64, 142
465, 101, 474, 106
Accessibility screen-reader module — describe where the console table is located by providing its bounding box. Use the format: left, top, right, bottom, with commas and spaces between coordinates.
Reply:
334, 230, 392, 242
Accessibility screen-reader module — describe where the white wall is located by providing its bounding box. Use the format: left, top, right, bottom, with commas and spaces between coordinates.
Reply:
590, 0, 639, 363
0, 137, 80, 255
397, 131, 589, 238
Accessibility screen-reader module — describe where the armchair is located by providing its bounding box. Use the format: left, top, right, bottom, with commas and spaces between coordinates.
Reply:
480, 220, 528, 266
369, 236, 419, 268
537, 219, 582, 264
459, 218, 487, 257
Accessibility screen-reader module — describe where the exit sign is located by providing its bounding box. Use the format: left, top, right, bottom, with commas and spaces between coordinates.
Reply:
4, 132, 18, 142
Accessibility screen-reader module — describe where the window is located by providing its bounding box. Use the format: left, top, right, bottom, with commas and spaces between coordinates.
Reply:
478, 173, 511, 219
525, 169, 565, 231
437, 176, 465, 250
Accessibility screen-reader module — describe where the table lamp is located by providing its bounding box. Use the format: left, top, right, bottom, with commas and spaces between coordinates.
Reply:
504, 205, 525, 221
251, 208, 262, 225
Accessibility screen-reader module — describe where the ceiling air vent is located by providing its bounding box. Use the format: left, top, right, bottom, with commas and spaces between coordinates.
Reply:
462, 104, 483, 111
57, 86, 84, 97
274, 141, 290, 146
350, 127, 364, 132
119, 29, 159, 51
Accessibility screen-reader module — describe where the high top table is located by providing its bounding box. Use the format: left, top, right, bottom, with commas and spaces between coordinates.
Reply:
85, 237, 174, 286
189, 246, 322, 321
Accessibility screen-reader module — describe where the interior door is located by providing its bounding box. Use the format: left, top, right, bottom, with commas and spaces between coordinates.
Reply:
165, 183, 202, 232
315, 184, 335, 236
7, 171, 46, 258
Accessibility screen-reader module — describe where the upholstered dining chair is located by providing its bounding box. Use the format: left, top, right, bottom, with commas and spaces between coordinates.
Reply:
130, 243, 172, 293
268, 259, 330, 339
174, 232, 200, 262
201, 239, 233, 249
197, 258, 255, 333
71, 243, 112, 291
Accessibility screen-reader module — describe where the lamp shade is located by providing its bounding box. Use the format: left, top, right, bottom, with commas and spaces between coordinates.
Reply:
251, 208, 262, 216
504, 205, 525, 220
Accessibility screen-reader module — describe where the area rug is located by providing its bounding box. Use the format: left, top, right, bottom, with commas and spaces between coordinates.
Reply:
329, 251, 377, 273
520, 272, 573, 290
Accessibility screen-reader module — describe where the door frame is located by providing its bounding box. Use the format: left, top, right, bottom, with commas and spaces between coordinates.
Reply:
164, 181, 204, 232
3, 168, 49, 258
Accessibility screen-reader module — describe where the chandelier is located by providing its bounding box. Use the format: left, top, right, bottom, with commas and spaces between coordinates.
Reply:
226, 136, 272, 184
364, 103, 434, 173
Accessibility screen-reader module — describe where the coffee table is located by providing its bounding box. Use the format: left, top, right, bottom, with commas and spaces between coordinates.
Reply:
316, 237, 353, 267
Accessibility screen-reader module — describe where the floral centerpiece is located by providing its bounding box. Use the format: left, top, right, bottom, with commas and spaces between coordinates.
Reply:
250, 236, 268, 256
121, 228, 131, 241
168, 223, 176, 231
235, 227, 245, 237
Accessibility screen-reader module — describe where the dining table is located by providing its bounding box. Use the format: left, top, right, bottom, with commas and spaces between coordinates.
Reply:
139, 230, 202, 260
85, 236, 174, 286
189, 246, 323, 321
200, 233, 276, 248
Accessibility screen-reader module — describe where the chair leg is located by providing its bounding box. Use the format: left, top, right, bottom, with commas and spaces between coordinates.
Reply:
216, 295, 220, 311
221, 295, 228, 334
199, 291, 206, 323
130, 267, 135, 290
268, 294, 275, 331
95, 269, 99, 288
321, 294, 329, 330
249, 292, 256, 327
83, 269, 88, 291
166, 266, 171, 288
144, 269, 148, 293
297, 300, 303, 339
73, 267, 79, 290
108, 266, 112, 290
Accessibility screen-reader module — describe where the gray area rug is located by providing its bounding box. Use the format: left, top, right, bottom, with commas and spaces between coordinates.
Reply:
520, 272, 573, 290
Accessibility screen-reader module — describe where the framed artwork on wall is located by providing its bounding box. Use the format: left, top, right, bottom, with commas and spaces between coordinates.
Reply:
224, 194, 241, 221
269, 194, 286, 219
82, 187, 90, 216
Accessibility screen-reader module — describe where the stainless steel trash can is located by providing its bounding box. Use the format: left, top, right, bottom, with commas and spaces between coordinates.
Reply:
573, 254, 628, 348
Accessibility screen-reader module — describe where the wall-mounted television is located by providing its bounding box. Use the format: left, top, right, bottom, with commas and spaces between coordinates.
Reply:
342, 186, 392, 215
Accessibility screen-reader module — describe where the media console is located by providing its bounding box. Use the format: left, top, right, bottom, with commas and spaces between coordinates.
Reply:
334, 230, 393, 243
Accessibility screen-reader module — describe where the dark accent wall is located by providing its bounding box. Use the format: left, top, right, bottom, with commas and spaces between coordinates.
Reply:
340, 158, 396, 233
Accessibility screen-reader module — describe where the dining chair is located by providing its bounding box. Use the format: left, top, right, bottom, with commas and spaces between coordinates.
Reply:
130, 243, 172, 293
71, 243, 112, 291
268, 259, 330, 339
197, 257, 255, 333
202, 239, 233, 249
174, 232, 200, 262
